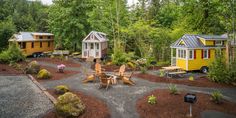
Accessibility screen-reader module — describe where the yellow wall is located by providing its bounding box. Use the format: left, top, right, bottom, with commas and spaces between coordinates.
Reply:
20, 41, 54, 56
176, 59, 187, 70
187, 49, 215, 70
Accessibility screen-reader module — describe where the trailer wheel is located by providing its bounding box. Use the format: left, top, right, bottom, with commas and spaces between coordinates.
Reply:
200, 66, 208, 73
33, 53, 37, 58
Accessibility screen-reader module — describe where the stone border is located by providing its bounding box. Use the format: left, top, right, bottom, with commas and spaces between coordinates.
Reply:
27, 74, 57, 104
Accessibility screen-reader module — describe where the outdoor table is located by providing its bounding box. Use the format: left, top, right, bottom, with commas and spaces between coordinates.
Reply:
162, 66, 183, 77
105, 73, 118, 85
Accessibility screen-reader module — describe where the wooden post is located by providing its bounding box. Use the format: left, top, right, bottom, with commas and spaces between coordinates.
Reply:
226, 41, 230, 67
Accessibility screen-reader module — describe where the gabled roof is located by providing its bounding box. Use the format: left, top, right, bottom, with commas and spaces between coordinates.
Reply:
197, 34, 228, 40
171, 34, 205, 48
9, 32, 54, 42
82, 31, 108, 43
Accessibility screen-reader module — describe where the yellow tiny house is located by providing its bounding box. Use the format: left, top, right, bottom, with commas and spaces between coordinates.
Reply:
170, 34, 228, 73
9, 32, 54, 56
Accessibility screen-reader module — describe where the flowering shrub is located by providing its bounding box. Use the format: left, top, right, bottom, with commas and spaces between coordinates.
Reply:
136, 58, 147, 67
57, 64, 66, 73
37, 69, 52, 79
25, 61, 41, 74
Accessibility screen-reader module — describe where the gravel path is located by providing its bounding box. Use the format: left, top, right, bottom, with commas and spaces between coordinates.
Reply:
0, 75, 53, 118
39, 61, 236, 118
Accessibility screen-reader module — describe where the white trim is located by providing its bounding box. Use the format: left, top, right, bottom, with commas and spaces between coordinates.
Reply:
215, 40, 223, 46
171, 47, 225, 50
177, 39, 186, 46
186, 49, 188, 70
188, 50, 194, 60
203, 49, 209, 59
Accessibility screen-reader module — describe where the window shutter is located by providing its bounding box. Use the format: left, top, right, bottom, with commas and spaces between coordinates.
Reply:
194, 50, 196, 59
201, 49, 203, 59
208, 49, 210, 58
213, 41, 215, 45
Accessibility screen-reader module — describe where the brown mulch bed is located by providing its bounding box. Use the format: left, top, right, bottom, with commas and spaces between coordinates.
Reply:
34, 65, 79, 82
0, 64, 24, 75
134, 73, 234, 88
43, 90, 110, 118
32, 57, 81, 67
136, 89, 236, 118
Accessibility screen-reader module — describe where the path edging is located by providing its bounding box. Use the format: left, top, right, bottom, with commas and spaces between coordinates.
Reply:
27, 74, 57, 104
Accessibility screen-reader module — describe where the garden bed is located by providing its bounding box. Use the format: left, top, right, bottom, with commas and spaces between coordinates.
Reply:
134, 73, 234, 88
34, 66, 79, 82
136, 89, 236, 118
43, 90, 110, 118
32, 57, 81, 67
0, 64, 24, 75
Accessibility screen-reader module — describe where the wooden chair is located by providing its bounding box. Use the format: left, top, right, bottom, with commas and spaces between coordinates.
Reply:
98, 73, 111, 90
114, 64, 126, 79
82, 63, 103, 83
122, 72, 135, 85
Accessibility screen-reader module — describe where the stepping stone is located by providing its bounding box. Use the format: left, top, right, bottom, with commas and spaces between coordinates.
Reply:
201, 110, 236, 118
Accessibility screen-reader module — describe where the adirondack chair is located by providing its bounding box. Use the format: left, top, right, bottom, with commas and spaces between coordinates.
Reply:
122, 72, 135, 85
114, 64, 126, 79
82, 63, 103, 83
98, 73, 111, 90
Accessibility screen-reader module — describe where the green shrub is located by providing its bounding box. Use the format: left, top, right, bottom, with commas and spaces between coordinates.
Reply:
127, 61, 136, 70
55, 92, 85, 117
111, 50, 134, 66
159, 69, 165, 77
25, 61, 41, 74
55, 85, 70, 95
140, 66, 147, 74
37, 69, 52, 79
9, 61, 21, 70
211, 90, 223, 104
148, 95, 157, 105
189, 76, 194, 81
168, 84, 179, 95
0, 42, 25, 63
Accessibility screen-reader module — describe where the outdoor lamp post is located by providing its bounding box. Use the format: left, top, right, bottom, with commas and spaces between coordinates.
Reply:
184, 93, 197, 117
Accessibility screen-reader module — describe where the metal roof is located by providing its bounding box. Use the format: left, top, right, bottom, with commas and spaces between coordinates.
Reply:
197, 34, 228, 40
9, 32, 54, 42
83, 31, 108, 43
171, 34, 205, 48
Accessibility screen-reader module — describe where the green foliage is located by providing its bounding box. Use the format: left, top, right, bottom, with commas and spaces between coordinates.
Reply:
189, 76, 194, 81
111, 50, 134, 66
140, 66, 147, 74
25, 61, 41, 74
0, 18, 16, 50
159, 69, 165, 77
37, 69, 52, 79
0, 42, 25, 63
55, 85, 70, 95
168, 84, 178, 95
9, 61, 21, 70
127, 61, 136, 70
148, 95, 157, 105
55, 92, 85, 117
211, 90, 223, 104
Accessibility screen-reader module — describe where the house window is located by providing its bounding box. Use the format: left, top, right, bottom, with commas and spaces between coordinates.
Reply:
39, 36, 43, 39
96, 43, 99, 50
40, 42, 43, 48
203, 49, 208, 59
90, 43, 94, 49
85, 43, 87, 49
20, 42, 26, 49
189, 50, 194, 59
31, 42, 34, 48
178, 49, 186, 59
48, 42, 50, 47
215, 41, 222, 46
48, 36, 51, 39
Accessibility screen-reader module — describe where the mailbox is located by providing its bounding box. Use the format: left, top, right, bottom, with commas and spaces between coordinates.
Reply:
184, 93, 197, 103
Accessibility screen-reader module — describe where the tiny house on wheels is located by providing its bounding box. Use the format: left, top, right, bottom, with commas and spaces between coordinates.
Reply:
82, 31, 108, 59
170, 34, 228, 73
9, 32, 54, 57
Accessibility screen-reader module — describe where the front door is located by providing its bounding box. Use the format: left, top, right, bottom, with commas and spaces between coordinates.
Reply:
89, 43, 95, 57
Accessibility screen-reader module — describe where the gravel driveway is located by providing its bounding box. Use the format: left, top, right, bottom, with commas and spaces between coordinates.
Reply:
0, 75, 53, 118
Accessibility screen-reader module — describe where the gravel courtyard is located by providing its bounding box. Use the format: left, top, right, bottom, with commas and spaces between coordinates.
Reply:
0, 75, 53, 118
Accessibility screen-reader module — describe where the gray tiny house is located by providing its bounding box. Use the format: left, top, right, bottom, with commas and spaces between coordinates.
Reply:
82, 31, 108, 59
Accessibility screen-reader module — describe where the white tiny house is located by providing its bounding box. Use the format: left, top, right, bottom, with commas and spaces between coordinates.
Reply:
82, 31, 108, 59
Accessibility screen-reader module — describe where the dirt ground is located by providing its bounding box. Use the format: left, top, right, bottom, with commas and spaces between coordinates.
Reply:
43, 90, 110, 118
34, 65, 79, 82
134, 73, 234, 88
136, 89, 236, 118
0, 64, 24, 75
32, 57, 81, 67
